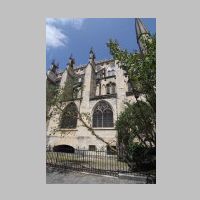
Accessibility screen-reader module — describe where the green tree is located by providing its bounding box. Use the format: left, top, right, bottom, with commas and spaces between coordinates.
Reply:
107, 35, 156, 171
107, 35, 156, 113
46, 80, 59, 121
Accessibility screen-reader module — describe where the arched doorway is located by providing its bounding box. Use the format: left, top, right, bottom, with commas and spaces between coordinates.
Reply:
53, 145, 75, 153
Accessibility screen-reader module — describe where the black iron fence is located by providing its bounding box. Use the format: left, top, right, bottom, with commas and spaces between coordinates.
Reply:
46, 147, 155, 181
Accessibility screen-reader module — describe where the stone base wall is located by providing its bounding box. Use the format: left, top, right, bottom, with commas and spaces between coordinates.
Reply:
47, 127, 117, 151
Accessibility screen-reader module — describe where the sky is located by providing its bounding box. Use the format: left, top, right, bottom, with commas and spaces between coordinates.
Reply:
46, 18, 156, 71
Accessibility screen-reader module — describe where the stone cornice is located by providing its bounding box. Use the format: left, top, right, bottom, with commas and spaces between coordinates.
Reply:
96, 75, 116, 81
74, 59, 114, 70
92, 128, 116, 130
90, 93, 117, 101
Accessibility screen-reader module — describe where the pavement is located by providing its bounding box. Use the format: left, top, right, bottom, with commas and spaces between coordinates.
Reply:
46, 166, 144, 184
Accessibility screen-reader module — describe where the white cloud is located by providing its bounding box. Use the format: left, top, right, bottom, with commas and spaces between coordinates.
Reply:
46, 24, 68, 48
46, 18, 85, 29
46, 18, 85, 49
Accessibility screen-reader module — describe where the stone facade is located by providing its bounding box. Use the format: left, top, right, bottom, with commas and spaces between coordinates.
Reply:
47, 58, 138, 151
46, 18, 149, 152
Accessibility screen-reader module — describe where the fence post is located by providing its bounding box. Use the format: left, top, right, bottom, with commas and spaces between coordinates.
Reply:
55, 152, 58, 166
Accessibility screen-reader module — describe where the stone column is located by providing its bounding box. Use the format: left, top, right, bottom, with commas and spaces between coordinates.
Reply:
115, 60, 127, 115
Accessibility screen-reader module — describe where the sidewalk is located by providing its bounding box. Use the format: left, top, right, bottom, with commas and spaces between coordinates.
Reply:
46, 166, 144, 184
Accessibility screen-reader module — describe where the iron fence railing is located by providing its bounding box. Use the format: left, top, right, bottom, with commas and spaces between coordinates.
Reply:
46, 148, 155, 182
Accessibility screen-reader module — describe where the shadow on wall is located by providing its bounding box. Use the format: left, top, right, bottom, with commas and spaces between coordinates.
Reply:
53, 145, 75, 153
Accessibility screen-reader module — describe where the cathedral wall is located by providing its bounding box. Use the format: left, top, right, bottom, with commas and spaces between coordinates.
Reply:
47, 60, 141, 150
89, 65, 96, 98
47, 129, 117, 151
47, 97, 118, 150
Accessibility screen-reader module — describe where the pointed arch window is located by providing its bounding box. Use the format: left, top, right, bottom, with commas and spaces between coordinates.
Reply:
60, 102, 78, 129
93, 101, 113, 127
107, 70, 111, 76
111, 69, 115, 76
106, 83, 116, 94
106, 84, 111, 94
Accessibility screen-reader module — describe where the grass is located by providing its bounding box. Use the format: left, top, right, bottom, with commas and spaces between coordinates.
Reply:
46, 152, 129, 171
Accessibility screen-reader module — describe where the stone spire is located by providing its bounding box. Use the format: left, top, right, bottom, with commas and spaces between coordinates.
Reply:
135, 18, 150, 53
89, 47, 95, 63
47, 60, 60, 84
50, 60, 59, 73
68, 54, 75, 67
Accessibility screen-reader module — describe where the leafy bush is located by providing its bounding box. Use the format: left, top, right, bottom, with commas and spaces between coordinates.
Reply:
126, 143, 156, 172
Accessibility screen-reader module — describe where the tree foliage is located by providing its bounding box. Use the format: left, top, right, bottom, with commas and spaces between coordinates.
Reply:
116, 101, 155, 148
107, 35, 156, 112
46, 80, 59, 120
107, 35, 156, 171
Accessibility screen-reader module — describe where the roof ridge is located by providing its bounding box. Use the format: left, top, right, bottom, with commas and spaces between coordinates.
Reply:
74, 58, 114, 69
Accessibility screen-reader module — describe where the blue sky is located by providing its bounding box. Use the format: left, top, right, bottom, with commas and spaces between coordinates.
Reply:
46, 18, 156, 71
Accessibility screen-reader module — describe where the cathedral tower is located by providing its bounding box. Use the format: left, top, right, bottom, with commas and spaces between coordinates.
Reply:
135, 18, 150, 53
